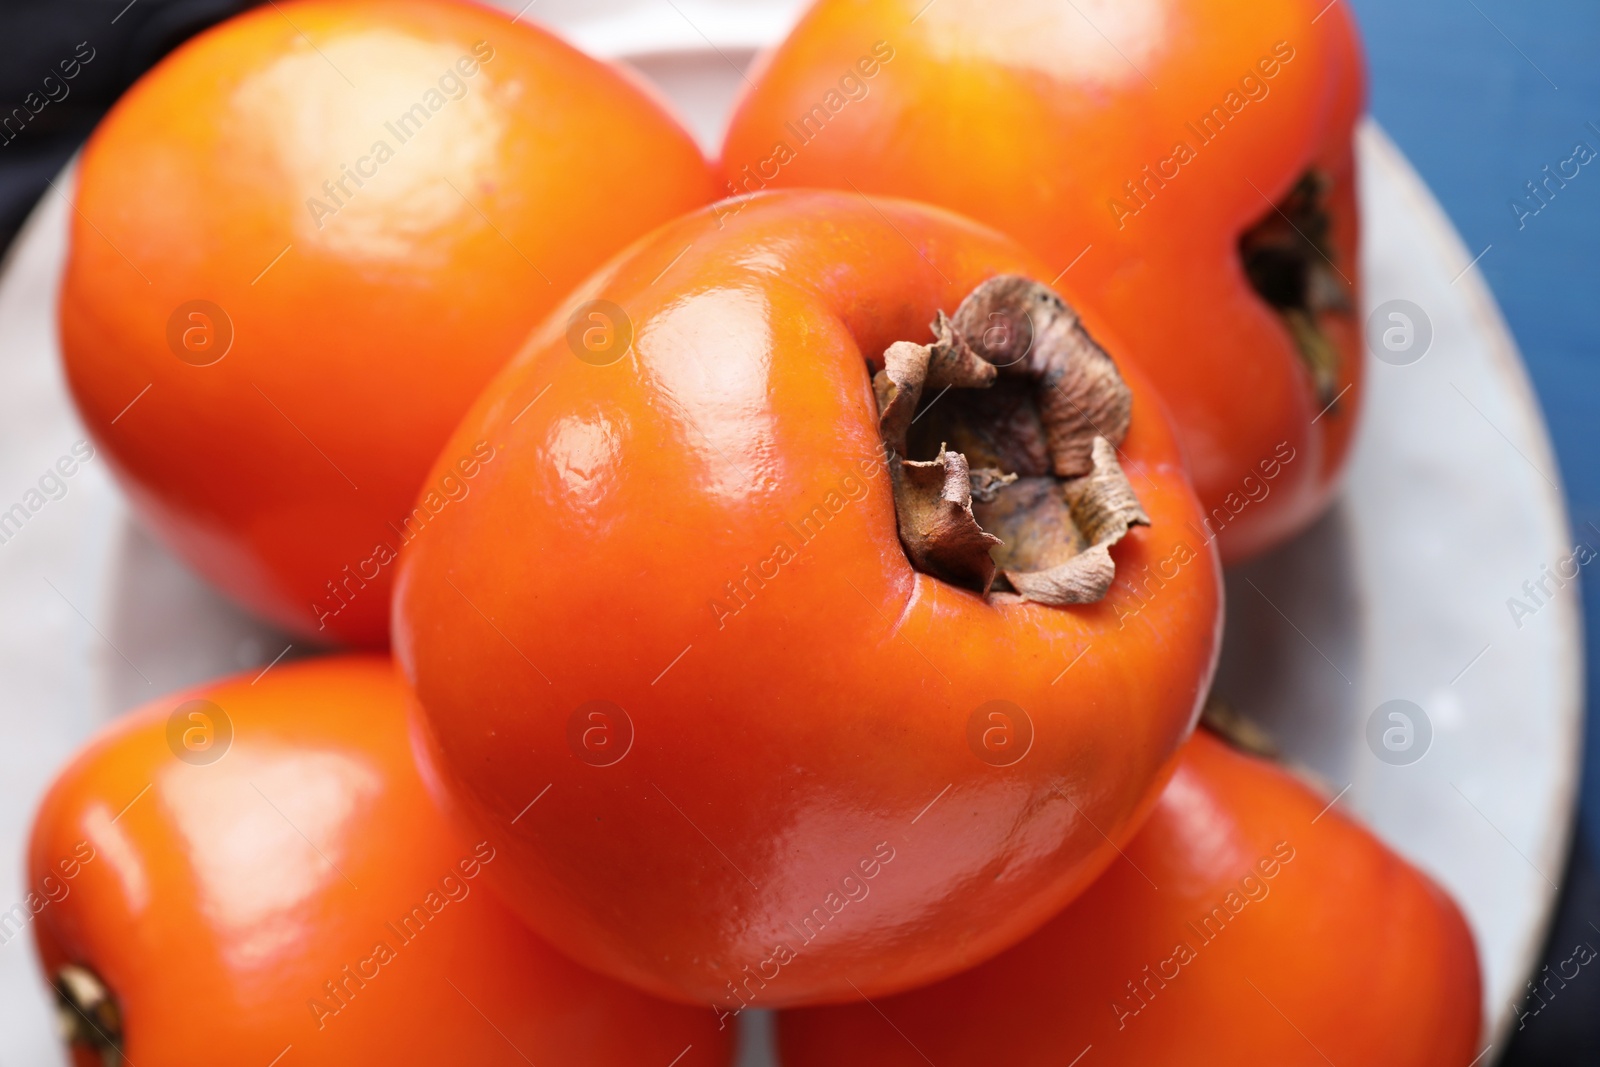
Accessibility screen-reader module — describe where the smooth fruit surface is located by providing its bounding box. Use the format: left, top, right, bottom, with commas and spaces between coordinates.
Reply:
722, 0, 1366, 561
779, 730, 1483, 1066
395, 189, 1223, 1009
28, 655, 733, 1066
61, 0, 718, 645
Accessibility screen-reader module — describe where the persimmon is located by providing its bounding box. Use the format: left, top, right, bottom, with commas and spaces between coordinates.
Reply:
60, 0, 718, 646
27, 656, 733, 1066
394, 190, 1223, 1009
722, 0, 1366, 561
779, 729, 1483, 1066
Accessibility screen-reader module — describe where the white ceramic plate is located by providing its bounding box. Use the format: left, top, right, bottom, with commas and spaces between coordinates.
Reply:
0, 2, 1580, 1063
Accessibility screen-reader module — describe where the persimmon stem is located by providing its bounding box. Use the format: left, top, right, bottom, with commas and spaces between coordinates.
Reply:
873, 276, 1148, 605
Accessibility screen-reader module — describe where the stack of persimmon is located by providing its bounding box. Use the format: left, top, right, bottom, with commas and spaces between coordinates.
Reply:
33, 0, 1481, 1064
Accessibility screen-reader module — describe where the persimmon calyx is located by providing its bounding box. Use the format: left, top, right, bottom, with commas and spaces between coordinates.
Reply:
1199, 693, 1345, 800
873, 275, 1149, 605
53, 964, 123, 1066
1240, 169, 1354, 410
1199, 693, 1280, 759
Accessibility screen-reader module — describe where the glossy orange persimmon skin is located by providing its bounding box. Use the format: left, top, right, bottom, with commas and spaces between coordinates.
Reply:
722, 0, 1366, 562
27, 656, 733, 1067
779, 730, 1483, 1066
394, 190, 1223, 1009
60, 0, 718, 646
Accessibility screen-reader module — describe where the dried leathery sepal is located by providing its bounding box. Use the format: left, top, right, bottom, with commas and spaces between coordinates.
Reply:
874, 276, 1149, 606
1003, 437, 1150, 604
1239, 169, 1354, 409
874, 316, 997, 458
1199, 692, 1339, 798
54, 964, 123, 1067
874, 323, 1005, 593
1199, 693, 1280, 760
949, 275, 1132, 478
894, 446, 1003, 593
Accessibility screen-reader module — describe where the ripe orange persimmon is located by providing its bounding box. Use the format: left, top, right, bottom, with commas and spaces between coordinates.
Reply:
779, 729, 1483, 1066
60, 0, 718, 646
27, 656, 734, 1066
395, 190, 1223, 1009
722, 0, 1366, 562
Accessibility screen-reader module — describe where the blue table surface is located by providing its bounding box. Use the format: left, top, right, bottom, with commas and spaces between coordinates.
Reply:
1348, 0, 1599, 842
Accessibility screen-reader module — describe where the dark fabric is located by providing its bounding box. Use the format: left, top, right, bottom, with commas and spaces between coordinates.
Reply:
1504, 819, 1600, 1063
0, 0, 256, 250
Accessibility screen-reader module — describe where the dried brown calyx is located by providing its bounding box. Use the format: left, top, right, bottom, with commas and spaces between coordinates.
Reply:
1199, 693, 1279, 759
54, 964, 123, 1066
873, 276, 1149, 605
1199, 692, 1339, 800
1239, 169, 1355, 410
